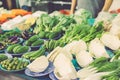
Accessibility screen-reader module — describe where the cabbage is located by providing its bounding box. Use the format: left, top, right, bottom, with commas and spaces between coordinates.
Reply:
63, 40, 87, 55
53, 53, 77, 80
89, 38, 109, 58
27, 56, 49, 72
110, 13, 120, 38
100, 33, 120, 50
76, 50, 94, 67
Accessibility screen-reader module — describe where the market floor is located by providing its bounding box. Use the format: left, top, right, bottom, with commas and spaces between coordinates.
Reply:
0, 73, 26, 80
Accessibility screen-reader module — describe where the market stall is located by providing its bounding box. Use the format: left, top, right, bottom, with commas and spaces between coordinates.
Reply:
0, 3, 120, 80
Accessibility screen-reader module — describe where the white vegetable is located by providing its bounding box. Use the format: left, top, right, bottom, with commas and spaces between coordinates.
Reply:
77, 67, 97, 79
27, 56, 49, 73
83, 72, 110, 80
89, 38, 110, 58
76, 50, 93, 67
63, 40, 87, 54
61, 48, 73, 60
54, 53, 77, 80
94, 12, 114, 31
47, 46, 62, 62
110, 14, 120, 38
100, 33, 120, 50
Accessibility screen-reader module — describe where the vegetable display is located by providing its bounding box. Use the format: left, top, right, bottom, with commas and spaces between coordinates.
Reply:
0, 54, 8, 62
22, 46, 46, 61
0, 57, 29, 71
27, 56, 49, 72
44, 40, 65, 52
33, 14, 75, 40
24, 35, 44, 47
0, 42, 6, 51
0, 30, 21, 42
0, 8, 120, 80
7, 44, 29, 54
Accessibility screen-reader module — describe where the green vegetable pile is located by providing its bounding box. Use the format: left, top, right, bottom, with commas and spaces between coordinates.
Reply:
44, 40, 65, 52
59, 22, 104, 43
110, 49, 120, 61
33, 14, 75, 40
1, 57, 29, 71
0, 54, 8, 62
22, 46, 46, 61
7, 44, 29, 54
0, 30, 21, 42
89, 57, 120, 80
0, 42, 6, 50
24, 35, 44, 46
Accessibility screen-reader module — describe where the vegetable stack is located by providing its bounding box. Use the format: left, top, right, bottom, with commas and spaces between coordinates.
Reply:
1, 57, 29, 71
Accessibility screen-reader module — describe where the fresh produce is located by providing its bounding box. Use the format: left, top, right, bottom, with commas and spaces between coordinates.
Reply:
21, 30, 34, 40
0, 54, 8, 62
76, 50, 94, 67
54, 53, 77, 80
31, 39, 44, 46
59, 22, 104, 43
7, 44, 19, 53
88, 57, 120, 73
11, 9, 31, 16
25, 16, 36, 25
82, 72, 110, 80
28, 35, 39, 42
33, 14, 75, 39
110, 49, 120, 61
14, 46, 29, 54
0, 42, 6, 50
38, 31, 61, 40
89, 38, 110, 58
47, 46, 63, 62
0, 30, 21, 46
74, 9, 92, 24
13, 45, 22, 53
27, 56, 49, 72
7, 36, 19, 44
15, 23, 32, 31
63, 40, 87, 54
0, 8, 31, 24
24, 35, 44, 47
44, 40, 65, 52
77, 57, 120, 80
110, 14, 120, 38
7, 44, 29, 54
94, 12, 114, 31
22, 46, 46, 61
100, 33, 120, 50
0, 57, 29, 71
101, 67, 120, 80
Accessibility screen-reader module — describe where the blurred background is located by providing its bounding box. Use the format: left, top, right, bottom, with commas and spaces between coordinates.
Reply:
0, 0, 71, 13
